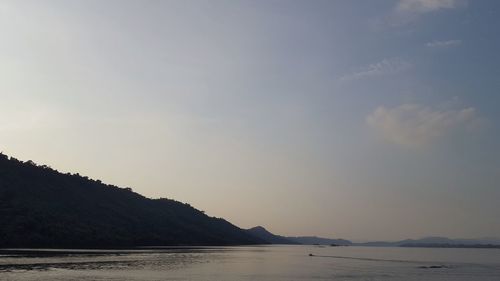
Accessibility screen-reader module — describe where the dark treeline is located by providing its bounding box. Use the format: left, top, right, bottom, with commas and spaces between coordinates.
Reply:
0, 153, 265, 248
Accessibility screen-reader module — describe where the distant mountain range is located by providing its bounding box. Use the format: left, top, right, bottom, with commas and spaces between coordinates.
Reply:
354, 236, 500, 247
246, 227, 500, 248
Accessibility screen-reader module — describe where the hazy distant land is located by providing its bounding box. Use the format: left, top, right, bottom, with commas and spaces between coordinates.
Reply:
247, 226, 500, 249
246, 226, 352, 246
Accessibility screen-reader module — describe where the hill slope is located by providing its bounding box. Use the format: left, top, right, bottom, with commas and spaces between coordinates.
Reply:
246, 226, 299, 244
0, 154, 265, 248
246, 226, 352, 246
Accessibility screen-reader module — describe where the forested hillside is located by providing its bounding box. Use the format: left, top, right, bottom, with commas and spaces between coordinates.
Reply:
0, 153, 264, 248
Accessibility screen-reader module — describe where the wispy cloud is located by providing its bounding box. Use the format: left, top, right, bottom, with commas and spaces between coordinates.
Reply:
340, 58, 412, 82
396, 0, 465, 14
426, 39, 462, 48
366, 102, 482, 147
387, 0, 467, 25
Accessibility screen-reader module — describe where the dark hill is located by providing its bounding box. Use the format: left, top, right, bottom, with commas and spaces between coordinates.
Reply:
0, 153, 265, 248
286, 236, 352, 246
246, 226, 299, 244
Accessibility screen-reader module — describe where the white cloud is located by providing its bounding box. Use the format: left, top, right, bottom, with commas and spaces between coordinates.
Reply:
396, 0, 465, 14
366, 103, 481, 147
426, 39, 462, 48
340, 58, 412, 82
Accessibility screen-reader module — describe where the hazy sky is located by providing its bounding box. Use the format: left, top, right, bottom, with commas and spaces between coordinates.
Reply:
1, 0, 499, 241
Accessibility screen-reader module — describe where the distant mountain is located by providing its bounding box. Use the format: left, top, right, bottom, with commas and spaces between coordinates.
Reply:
0, 153, 265, 248
245, 226, 351, 246
355, 236, 500, 247
406, 236, 459, 244
287, 236, 352, 246
474, 237, 500, 244
400, 243, 500, 249
354, 241, 400, 247
246, 226, 299, 244
450, 237, 500, 245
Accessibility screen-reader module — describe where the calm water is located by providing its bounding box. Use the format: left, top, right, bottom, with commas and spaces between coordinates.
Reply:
1, 245, 499, 280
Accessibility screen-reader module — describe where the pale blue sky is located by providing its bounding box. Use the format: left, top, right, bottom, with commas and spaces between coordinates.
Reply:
1, 0, 499, 240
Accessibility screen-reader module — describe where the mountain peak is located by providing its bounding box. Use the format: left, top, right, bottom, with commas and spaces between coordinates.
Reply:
246, 226, 298, 244
249, 226, 270, 232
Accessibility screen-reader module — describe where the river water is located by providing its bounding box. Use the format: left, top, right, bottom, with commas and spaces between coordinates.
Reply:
1, 245, 499, 280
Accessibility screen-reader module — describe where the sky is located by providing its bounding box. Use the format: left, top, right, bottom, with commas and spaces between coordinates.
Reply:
0, 0, 499, 241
